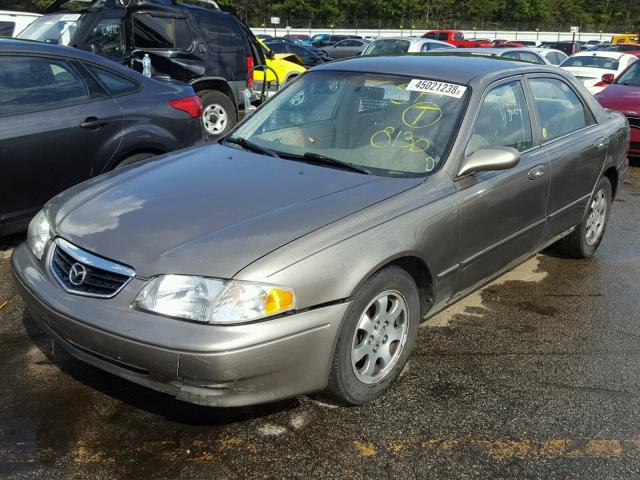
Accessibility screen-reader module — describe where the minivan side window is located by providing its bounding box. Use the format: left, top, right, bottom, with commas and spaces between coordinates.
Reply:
133, 14, 192, 50
529, 78, 589, 142
84, 17, 125, 57
468, 81, 533, 154
0, 57, 89, 117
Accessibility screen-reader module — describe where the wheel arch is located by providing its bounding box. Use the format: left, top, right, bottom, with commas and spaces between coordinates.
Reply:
190, 78, 237, 112
352, 254, 435, 319
603, 166, 619, 198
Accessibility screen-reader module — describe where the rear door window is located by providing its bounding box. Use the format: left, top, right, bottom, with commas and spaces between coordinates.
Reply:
0, 56, 89, 116
133, 14, 192, 50
529, 78, 589, 142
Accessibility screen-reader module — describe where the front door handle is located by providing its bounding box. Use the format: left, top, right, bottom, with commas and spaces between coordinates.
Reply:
594, 137, 609, 150
79, 117, 109, 129
528, 164, 545, 180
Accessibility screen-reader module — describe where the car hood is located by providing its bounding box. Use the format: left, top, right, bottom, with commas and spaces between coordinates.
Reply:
48, 145, 421, 279
597, 83, 640, 112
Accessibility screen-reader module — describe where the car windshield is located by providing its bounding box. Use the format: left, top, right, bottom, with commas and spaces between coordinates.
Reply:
231, 70, 469, 176
18, 13, 85, 45
363, 39, 410, 55
561, 55, 620, 70
616, 61, 640, 85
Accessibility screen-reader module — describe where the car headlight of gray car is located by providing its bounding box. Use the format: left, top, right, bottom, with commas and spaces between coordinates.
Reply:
133, 274, 296, 324
27, 209, 51, 261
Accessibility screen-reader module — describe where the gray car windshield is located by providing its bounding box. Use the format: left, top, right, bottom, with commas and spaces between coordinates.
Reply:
18, 13, 85, 45
232, 71, 468, 176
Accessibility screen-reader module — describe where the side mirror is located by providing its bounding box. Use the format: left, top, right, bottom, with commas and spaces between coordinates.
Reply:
458, 146, 520, 177
601, 73, 615, 84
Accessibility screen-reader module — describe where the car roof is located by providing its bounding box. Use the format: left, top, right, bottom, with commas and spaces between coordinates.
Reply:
371, 37, 451, 46
0, 38, 143, 77
571, 51, 629, 59
0, 10, 41, 17
312, 53, 553, 84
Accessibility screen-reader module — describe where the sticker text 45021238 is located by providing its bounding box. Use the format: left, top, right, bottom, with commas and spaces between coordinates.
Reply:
406, 79, 467, 99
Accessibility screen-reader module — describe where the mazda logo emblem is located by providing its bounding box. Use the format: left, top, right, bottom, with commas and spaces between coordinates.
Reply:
68, 263, 88, 286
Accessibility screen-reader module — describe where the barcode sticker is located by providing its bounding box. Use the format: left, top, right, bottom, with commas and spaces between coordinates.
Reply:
406, 79, 467, 98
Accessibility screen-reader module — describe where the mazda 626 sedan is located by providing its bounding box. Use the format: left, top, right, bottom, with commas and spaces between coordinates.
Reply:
13, 55, 629, 407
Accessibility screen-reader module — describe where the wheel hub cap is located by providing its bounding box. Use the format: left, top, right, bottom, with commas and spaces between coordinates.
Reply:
585, 189, 607, 246
351, 290, 409, 384
202, 103, 227, 135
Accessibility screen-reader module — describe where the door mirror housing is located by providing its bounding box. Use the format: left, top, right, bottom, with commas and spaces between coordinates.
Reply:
601, 73, 615, 84
458, 146, 520, 177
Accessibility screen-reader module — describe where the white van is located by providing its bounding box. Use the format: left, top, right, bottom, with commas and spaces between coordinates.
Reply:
0, 11, 41, 37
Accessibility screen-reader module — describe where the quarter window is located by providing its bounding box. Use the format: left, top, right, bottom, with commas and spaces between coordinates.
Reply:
133, 14, 192, 50
529, 78, 589, 142
468, 81, 533, 154
0, 57, 89, 116
86, 65, 139, 95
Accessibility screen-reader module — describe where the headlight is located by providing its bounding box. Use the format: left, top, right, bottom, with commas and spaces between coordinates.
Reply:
133, 274, 295, 324
27, 210, 50, 261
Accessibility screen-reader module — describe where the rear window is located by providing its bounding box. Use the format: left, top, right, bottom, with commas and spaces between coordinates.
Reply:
561, 55, 620, 70
0, 21, 15, 37
193, 12, 244, 50
363, 39, 410, 55
133, 14, 192, 50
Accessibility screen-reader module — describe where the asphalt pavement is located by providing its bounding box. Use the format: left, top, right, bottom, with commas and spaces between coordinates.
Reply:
1, 166, 639, 479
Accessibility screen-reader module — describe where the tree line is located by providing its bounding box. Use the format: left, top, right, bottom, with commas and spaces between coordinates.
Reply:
2, 0, 639, 32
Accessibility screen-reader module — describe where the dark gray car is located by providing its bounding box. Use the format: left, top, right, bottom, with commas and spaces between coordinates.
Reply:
12, 55, 629, 407
0, 39, 202, 236
322, 38, 370, 59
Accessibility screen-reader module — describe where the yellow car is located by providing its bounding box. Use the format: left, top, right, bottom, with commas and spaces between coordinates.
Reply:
612, 34, 639, 44
252, 39, 306, 96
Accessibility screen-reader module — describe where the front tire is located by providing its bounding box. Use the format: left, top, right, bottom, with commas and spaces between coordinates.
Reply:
326, 266, 420, 405
554, 176, 612, 258
200, 90, 237, 139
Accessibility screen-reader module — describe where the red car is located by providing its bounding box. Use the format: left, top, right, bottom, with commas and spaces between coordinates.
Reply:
597, 60, 640, 157
422, 30, 492, 48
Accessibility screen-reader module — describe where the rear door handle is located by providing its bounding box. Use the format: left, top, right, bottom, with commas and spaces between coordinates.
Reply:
79, 117, 109, 129
528, 164, 545, 180
594, 137, 609, 150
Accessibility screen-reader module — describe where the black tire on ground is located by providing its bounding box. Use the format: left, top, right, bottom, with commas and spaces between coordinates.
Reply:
553, 176, 612, 259
114, 152, 156, 169
199, 90, 237, 139
326, 266, 420, 405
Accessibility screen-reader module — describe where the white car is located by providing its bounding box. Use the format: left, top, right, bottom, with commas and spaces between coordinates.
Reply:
560, 51, 638, 94
361, 37, 455, 56
450, 47, 565, 66
0, 10, 40, 37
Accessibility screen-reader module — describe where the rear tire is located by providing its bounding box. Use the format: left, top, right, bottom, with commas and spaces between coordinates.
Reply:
554, 176, 612, 258
326, 266, 420, 405
200, 90, 237, 139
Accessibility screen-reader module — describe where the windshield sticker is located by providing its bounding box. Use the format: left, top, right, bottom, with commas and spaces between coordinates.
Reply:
406, 79, 467, 99
60, 14, 81, 22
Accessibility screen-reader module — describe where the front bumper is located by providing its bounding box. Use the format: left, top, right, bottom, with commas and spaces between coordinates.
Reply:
11, 243, 349, 407
629, 125, 640, 156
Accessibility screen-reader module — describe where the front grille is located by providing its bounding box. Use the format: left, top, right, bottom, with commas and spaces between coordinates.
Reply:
50, 238, 135, 298
626, 116, 640, 128
630, 141, 640, 151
